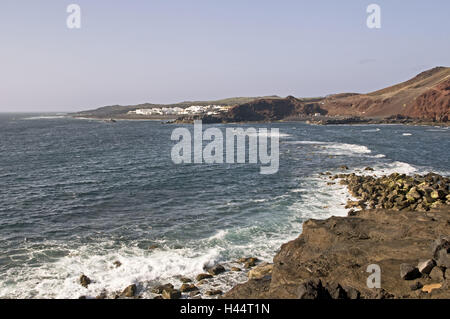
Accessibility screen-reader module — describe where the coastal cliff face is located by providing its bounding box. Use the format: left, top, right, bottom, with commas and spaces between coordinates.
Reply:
224, 207, 450, 299
224, 173, 450, 299
224, 96, 327, 122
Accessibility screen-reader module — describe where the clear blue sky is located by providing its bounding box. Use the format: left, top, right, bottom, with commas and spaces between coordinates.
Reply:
1, 0, 449, 112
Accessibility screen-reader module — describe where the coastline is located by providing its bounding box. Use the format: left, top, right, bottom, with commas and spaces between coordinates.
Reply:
79, 171, 449, 299
70, 114, 450, 128
223, 172, 450, 299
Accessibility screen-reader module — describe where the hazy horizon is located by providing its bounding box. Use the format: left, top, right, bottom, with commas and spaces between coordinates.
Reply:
1, 0, 449, 112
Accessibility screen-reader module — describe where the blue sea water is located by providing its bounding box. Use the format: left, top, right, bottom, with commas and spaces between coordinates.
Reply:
0, 113, 449, 298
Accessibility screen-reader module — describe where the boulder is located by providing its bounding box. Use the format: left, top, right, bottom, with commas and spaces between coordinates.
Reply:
242, 257, 259, 269
180, 283, 198, 292
152, 283, 174, 294
431, 189, 445, 200
410, 282, 423, 291
179, 277, 192, 283
113, 261, 122, 268
205, 289, 223, 296
406, 187, 421, 202
431, 237, 450, 259
121, 284, 137, 298
417, 259, 436, 275
189, 290, 201, 297
297, 279, 324, 299
162, 289, 181, 299
196, 273, 213, 281
207, 264, 226, 276
79, 275, 91, 288
231, 267, 242, 272
95, 290, 107, 299
400, 264, 421, 280
343, 286, 361, 299
248, 263, 273, 280
324, 282, 347, 299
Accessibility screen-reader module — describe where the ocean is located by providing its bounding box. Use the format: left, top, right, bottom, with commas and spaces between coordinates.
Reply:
0, 113, 449, 298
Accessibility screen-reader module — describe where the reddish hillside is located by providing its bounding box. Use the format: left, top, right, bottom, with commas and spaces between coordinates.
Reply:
405, 78, 450, 121
321, 67, 450, 121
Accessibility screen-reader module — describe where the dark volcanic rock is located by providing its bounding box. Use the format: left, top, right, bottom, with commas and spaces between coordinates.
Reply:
417, 259, 436, 275
400, 264, 421, 280
205, 289, 223, 296
337, 173, 449, 212
79, 275, 91, 288
297, 279, 324, 299
152, 283, 174, 294
223, 206, 450, 299
436, 249, 450, 268
196, 273, 213, 281
121, 284, 137, 298
410, 282, 423, 291
162, 289, 181, 299
180, 283, 198, 293
179, 277, 192, 283
206, 264, 226, 276
431, 237, 450, 259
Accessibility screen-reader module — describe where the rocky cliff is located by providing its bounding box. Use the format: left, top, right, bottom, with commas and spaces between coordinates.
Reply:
224, 173, 450, 299
224, 96, 327, 122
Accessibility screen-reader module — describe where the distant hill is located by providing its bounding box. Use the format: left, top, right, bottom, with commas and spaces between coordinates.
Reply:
73, 67, 449, 122
72, 96, 283, 119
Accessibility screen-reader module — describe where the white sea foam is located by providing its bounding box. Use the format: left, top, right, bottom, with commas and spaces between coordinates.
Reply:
23, 116, 67, 120
402, 133, 412, 136
0, 243, 222, 299
285, 141, 372, 156
361, 128, 380, 132
355, 161, 418, 177
249, 131, 291, 138
208, 229, 229, 241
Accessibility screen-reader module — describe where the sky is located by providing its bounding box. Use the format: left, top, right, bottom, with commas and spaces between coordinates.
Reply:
0, 0, 449, 112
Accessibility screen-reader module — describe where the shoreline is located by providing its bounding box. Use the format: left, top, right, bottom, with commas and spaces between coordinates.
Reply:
223, 172, 450, 299
77, 171, 449, 299
69, 115, 450, 127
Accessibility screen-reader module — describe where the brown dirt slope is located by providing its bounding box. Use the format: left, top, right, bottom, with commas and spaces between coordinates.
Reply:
322, 67, 450, 121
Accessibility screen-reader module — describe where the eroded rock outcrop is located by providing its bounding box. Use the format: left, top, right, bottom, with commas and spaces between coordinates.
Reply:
224, 173, 450, 299
224, 206, 449, 299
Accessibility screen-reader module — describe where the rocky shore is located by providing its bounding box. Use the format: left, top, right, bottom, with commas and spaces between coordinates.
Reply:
76, 172, 449, 299
306, 115, 450, 126
224, 172, 450, 299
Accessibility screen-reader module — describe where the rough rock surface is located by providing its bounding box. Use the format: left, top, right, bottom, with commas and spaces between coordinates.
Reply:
224, 206, 450, 299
